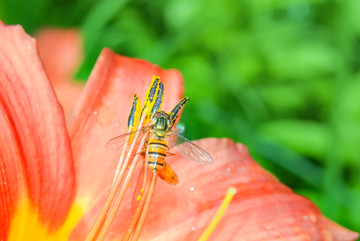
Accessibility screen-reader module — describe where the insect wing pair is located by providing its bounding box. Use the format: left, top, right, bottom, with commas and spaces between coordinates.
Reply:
106, 127, 213, 165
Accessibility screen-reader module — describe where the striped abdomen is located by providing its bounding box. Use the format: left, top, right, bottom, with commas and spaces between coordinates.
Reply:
147, 134, 168, 173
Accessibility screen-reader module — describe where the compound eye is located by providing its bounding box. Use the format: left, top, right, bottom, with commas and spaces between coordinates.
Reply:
153, 112, 162, 118
163, 113, 170, 119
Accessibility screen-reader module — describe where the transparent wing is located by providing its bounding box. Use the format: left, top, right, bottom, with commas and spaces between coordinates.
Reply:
105, 127, 149, 150
171, 132, 213, 164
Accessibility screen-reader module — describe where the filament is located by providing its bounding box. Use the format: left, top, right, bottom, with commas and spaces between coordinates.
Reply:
121, 171, 152, 241
85, 139, 129, 241
96, 133, 148, 240
85, 114, 146, 241
130, 172, 158, 241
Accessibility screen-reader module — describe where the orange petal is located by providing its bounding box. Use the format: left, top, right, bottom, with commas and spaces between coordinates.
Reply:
67, 49, 183, 237
36, 28, 84, 116
131, 138, 357, 241
0, 22, 76, 238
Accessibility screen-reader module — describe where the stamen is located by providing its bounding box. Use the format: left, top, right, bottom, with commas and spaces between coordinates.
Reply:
197, 187, 237, 241
86, 78, 165, 241
85, 114, 147, 241
84, 139, 129, 241
130, 172, 158, 241
122, 148, 155, 241
96, 133, 148, 240
121, 172, 152, 241
142, 161, 149, 191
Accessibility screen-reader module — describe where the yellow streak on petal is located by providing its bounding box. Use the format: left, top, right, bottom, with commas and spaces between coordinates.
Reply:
197, 187, 237, 241
9, 198, 84, 241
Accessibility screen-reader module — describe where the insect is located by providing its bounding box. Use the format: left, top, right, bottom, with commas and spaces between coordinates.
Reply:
106, 97, 213, 185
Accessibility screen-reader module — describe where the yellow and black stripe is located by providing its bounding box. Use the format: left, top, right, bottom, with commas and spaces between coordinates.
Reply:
147, 135, 168, 173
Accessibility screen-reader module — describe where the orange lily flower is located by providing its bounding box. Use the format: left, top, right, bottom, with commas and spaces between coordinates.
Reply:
0, 21, 358, 241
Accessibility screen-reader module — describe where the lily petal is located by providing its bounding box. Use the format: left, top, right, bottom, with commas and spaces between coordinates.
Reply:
0, 22, 76, 239
67, 49, 183, 237
137, 138, 358, 241
65, 48, 358, 240
2, 20, 356, 241
36, 28, 84, 116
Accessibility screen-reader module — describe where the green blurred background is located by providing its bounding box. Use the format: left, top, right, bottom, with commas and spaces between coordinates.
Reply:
1, 0, 359, 234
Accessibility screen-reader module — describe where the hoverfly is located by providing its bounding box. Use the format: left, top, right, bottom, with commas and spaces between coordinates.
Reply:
106, 97, 213, 185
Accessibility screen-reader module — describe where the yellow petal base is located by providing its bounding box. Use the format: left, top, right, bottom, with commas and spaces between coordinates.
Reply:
9, 198, 84, 241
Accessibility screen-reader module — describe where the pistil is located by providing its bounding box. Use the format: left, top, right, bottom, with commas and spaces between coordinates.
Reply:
197, 187, 237, 241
